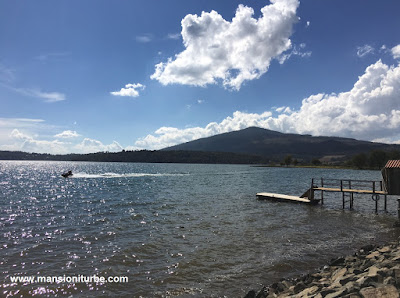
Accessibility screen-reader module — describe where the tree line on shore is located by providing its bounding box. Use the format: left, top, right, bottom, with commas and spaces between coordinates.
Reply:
1, 149, 399, 169
347, 149, 400, 169
0, 150, 270, 164
281, 149, 400, 170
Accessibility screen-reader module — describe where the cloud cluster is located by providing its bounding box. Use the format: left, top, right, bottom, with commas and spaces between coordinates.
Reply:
54, 130, 81, 138
74, 138, 123, 154
134, 111, 273, 149
357, 44, 374, 58
7, 129, 69, 154
151, 0, 300, 90
136, 34, 153, 43
392, 45, 400, 59
110, 83, 145, 97
136, 57, 400, 149
0, 119, 123, 154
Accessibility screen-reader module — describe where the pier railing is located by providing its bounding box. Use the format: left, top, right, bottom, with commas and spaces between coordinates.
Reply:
310, 178, 387, 212
311, 178, 385, 193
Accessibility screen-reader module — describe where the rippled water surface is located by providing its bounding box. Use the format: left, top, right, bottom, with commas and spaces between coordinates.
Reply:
1, 161, 399, 297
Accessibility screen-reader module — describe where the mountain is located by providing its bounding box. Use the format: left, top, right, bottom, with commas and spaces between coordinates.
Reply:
162, 127, 400, 161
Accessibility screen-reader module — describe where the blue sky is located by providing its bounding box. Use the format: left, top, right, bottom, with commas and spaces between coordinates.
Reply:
1, 0, 400, 154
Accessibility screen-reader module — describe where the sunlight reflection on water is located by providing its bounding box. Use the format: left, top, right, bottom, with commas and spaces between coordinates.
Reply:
0, 161, 399, 297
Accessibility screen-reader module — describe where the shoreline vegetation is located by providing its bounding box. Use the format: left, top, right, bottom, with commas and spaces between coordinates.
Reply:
0, 149, 399, 171
245, 238, 400, 298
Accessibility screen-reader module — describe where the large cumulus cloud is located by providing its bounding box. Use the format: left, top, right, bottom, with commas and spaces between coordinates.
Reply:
151, 0, 300, 90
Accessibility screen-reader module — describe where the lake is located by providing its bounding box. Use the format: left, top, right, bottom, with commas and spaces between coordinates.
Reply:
1, 161, 399, 297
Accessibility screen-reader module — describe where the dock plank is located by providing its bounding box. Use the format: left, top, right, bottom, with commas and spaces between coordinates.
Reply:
256, 192, 320, 204
313, 187, 387, 195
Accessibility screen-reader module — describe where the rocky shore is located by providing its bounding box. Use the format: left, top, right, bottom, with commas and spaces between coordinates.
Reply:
245, 239, 400, 298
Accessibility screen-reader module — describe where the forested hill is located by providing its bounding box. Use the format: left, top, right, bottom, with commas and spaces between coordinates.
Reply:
162, 127, 400, 160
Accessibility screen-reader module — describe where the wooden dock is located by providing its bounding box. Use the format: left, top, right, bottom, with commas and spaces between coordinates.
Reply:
256, 192, 320, 205
257, 178, 389, 212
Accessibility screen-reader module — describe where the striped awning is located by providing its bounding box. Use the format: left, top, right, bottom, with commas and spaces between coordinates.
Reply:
384, 160, 400, 168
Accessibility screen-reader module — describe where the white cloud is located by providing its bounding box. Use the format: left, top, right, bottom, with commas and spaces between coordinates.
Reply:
3, 129, 123, 154
167, 33, 180, 40
13, 87, 66, 102
137, 59, 400, 149
0, 118, 47, 146
6, 129, 69, 154
0, 64, 65, 102
74, 138, 123, 153
0, 118, 123, 154
151, 0, 300, 90
275, 106, 292, 113
392, 44, 400, 59
134, 111, 273, 149
357, 44, 374, 58
110, 83, 145, 97
35, 52, 70, 62
33, 90, 66, 102
306, 21, 310, 27
54, 130, 81, 138
197, 99, 204, 104
136, 34, 153, 43
277, 43, 311, 64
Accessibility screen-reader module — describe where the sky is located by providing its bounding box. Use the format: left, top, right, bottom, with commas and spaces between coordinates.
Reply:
1, 0, 400, 154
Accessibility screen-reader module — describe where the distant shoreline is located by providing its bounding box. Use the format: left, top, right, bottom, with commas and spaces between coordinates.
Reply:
0, 150, 387, 171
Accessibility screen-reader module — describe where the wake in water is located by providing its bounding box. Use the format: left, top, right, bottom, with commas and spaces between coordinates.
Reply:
71, 172, 188, 179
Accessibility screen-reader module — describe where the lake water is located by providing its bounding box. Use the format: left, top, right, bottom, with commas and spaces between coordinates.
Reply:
1, 161, 399, 297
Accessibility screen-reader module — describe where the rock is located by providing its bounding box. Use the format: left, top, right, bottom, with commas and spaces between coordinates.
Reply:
244, 290, 256, 298
366, 251, 380, 259
330, 257, 345, 266
342, 293, 361, 298
325, 288, 346, 298
320, 288, 336, 296
293, 282, 306, 293
340, 274, 356, 286
383, 276, 396, 285
360, 285, 399, 298
332, 268, 347, 282
367, 265, 380, 277
255, 287, 269, 298
295, 285, 319, 297
360, 244, 376, 253
379, 246, 391, 253
245, 241, 400, 298
281, 280, 293, 290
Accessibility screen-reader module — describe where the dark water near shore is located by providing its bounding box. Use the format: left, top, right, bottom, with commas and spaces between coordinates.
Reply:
1, 161, 399, 297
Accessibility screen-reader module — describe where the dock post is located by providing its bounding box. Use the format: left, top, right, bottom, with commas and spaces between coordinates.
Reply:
320, 178, 324, 204
398, 199, 400, 220
373, 194, 379, 214
384, 195, 387, 212
342, 192, 345, 209
350, 193, 354, 210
